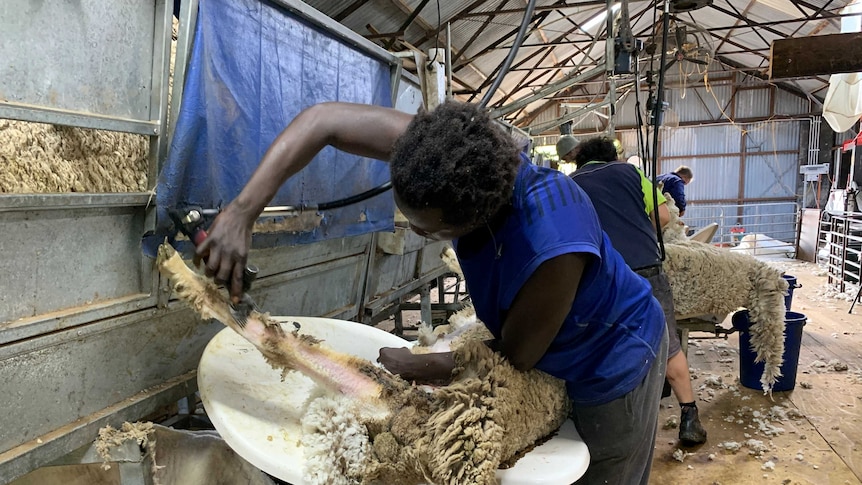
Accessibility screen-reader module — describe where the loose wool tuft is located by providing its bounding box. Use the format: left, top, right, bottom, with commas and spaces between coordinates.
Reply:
301, 396, 373, 485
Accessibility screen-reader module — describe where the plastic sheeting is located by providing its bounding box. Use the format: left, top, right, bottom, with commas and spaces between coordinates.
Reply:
822, 2, 862, 134
145, 0, 395, 257
822, 72, 862, 133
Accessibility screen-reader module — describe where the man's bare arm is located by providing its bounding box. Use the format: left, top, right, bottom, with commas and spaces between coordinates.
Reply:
198, 102, 414, 299
499, 253, 588, 370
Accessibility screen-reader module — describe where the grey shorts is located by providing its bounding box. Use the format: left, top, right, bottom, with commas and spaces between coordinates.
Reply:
571, 326, 669, 484
638, 268, 682, 358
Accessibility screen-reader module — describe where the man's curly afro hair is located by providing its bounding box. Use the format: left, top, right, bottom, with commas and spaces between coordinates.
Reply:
573, 136, 618, 168
390, 101, 521, 228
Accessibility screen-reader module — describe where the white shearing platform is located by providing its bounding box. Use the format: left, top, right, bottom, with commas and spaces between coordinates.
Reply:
198, 316, 589, 484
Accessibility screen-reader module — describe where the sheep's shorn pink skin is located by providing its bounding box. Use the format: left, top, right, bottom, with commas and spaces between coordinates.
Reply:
157, 243, 570, 485
156, 244, 392, 404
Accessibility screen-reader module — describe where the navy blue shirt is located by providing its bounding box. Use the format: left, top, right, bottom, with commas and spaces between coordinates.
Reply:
656, 172, 687, 214
454, 158, 665, 406
572, 161, 662, 270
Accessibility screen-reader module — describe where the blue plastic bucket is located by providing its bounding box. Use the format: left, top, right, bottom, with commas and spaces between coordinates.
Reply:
732, 310, 807, 392
782, 274, 801, 311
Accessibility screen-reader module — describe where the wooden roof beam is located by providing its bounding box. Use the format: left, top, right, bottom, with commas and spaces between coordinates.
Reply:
497, 26, 607, 108
724, 0, 773, 52
714, 0, 757, 53
697, 10, 856, 33
509, 0, 657, 126
452, 21, 531, 70
411, 0, 493, 46
786, 0, 839, 19
385, 0, 434, 49
769, 32, 862, 79
515, 71, 606, 127
496, 47, 558, 106
466, 0, 608, 82
492, 21, 593, 98
372, 0, 494, 95
366, 22, 481, 94
787, 0, 835, 37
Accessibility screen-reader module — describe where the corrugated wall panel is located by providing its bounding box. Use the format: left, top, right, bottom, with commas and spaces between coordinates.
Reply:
664, 83, 732, 123
614, 90, 641, 127
744, 154, 798, 198
775, 89, 811, 115
666, 86, 712, 123
611, 76, 732, 127
744, 121, 800, 151
532, 104, 561, 128
659, 125, 741, 156
706, 82, 735, 121
661, 154, 741, 200
735, 87, 772, 119
571, 112, 606, 133
618, 130, 640, 159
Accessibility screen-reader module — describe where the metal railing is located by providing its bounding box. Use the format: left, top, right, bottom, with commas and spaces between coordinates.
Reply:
817, 211, 862, 293
679, 202, 800, 258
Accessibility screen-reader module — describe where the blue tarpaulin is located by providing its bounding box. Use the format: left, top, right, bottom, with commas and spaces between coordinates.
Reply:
144, 0, 395, 256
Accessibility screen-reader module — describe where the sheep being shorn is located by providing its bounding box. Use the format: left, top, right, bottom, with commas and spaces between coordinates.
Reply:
157, 243, 569, 485
660, 195, 788, 392
438, 197, 788, 395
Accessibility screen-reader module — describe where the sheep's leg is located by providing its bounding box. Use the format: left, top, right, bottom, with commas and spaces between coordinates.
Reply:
156, 243, 400, 403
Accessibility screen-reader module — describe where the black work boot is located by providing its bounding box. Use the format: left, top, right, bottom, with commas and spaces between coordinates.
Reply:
679, 404, 707, 445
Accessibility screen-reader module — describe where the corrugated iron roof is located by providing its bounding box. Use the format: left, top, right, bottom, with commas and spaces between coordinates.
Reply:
301, 0, 855, 132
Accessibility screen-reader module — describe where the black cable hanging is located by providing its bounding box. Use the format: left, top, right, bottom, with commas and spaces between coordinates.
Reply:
318, 181, 393, 210
426, 0, 442, 65
642, 0, 660, 175
650, 0, 672, 261
622, 0, 649, 169
479, 0, 537, 109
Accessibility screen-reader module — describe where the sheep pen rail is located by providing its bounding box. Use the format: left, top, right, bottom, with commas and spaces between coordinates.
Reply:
683, 201, 800, 257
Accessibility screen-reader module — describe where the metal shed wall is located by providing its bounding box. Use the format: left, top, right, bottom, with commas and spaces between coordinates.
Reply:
613, 86, 808, 245
0, 3, 447, 483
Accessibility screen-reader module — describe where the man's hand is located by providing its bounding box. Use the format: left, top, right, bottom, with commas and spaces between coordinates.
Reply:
377, 347, 455, 384
194, 203, 254, 303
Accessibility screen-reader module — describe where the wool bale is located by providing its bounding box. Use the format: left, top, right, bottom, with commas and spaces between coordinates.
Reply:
0, 18, 180, 194
0, 120, 149, 193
